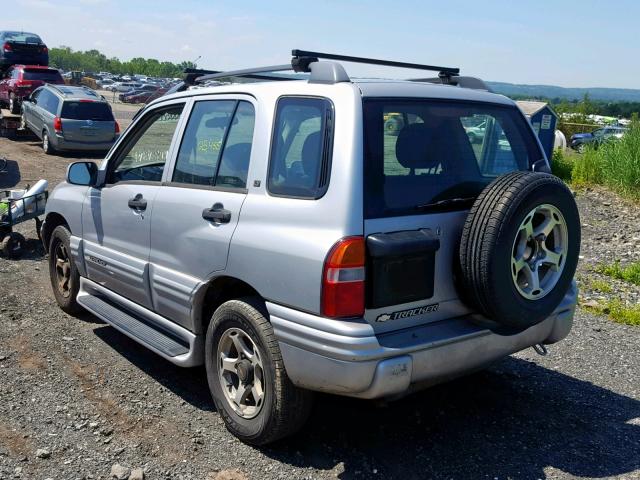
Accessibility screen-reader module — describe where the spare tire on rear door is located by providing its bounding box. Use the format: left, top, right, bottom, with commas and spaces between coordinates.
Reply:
459, 171, 580, 329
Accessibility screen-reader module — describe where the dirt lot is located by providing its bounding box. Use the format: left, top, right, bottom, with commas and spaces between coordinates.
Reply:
0, 132, 639, 479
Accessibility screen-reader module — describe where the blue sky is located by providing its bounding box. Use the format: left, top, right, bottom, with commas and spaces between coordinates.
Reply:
6, 0, 639, 88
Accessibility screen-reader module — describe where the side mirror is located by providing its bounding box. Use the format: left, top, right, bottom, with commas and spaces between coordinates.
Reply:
67, 161, 98, 186
23, 95, 32, 103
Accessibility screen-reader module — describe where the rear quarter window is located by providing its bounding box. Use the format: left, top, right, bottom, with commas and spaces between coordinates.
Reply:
268, 96, 334, 199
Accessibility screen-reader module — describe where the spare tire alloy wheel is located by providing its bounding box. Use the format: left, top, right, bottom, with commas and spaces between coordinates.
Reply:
511, 204, 568, 300
459, 171, 580, 330
217, 327, 265, 419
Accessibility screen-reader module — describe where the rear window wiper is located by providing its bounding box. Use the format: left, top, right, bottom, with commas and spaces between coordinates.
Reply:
415, 196, 477, 212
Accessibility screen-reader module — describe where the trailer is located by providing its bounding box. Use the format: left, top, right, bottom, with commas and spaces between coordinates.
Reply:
0, 108, 26, 138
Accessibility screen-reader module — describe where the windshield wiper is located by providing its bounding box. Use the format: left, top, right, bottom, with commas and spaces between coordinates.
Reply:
415, 196, 477, 212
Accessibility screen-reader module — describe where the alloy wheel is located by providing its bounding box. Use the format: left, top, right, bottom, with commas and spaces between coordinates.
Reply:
217, 327, 265, 419
511, 203, 568, 300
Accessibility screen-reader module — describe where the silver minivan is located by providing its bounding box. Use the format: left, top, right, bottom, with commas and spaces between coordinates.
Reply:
22, 84, 119, 154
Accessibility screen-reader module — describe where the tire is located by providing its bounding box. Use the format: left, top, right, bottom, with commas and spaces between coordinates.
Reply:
42, 131, 55, 155
9, 93, 20, 114
205, 297, 313, 445
459, 171, 580, 330
48, 225, 82, 314
1, 232, 26, 259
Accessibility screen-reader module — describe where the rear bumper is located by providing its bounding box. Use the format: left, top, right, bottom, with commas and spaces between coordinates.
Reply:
52, 134, 115, 152
268, 281, 577, 399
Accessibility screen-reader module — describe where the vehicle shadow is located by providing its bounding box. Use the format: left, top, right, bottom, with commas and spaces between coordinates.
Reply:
266, 358, 640, 480
0, 158, 21, 188
92, 325, 215, 412
90, 322, 640, 479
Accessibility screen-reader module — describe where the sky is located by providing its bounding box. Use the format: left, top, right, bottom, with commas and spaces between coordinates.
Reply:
5, 0, 639, 89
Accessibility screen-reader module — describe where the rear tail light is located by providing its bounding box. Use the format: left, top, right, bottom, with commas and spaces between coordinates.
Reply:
321, 236, 365, 318
115, 121, 120, 134
41, 46, 48, 54
53, 116, 63, 134
2, 42, 12, 52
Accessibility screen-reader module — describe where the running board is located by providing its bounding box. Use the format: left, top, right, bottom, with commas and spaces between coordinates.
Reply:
77, 277, 204, 367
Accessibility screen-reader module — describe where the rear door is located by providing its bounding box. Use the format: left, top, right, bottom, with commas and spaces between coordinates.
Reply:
148, 96, 256, 329
82, 102, 186, 308
362, 99, 541, 333
60, 100, 116, 143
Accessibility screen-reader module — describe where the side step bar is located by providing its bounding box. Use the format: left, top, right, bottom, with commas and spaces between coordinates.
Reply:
77, 277, 204, 367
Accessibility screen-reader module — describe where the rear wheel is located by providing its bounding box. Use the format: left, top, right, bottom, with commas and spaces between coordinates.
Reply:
459, 171, 580, 329
42, 132, 55, 155
205, 297, 313, 445
48, 225, 82, 314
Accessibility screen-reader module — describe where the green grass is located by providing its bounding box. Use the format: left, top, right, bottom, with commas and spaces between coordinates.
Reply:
550, 149, 574, 182
572, 121, 640, 201
583, 299, 640, 326
596, 260, 640, 286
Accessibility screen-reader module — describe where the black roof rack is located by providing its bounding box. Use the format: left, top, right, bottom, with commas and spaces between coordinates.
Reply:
164, 50, 495, 94
290, 49, 460, 77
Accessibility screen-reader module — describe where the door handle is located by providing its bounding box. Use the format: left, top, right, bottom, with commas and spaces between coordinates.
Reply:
128, 193, 147, 210
202, 202, 231, 224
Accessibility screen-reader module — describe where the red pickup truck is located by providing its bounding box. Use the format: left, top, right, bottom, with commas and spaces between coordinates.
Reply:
0, 65, 64, 114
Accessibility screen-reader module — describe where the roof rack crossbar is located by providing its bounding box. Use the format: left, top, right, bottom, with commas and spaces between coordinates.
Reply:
291, 49, 460, 76
193, 65, 294, 84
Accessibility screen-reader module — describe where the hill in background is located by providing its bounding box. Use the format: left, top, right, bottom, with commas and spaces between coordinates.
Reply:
488, 81, 640, 102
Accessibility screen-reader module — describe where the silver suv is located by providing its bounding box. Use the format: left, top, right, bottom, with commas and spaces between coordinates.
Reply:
21, 85, 119, 154
42, 50, 580, 445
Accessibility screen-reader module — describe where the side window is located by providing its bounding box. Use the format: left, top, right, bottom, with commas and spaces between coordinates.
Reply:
37, 90, 52, 113
268, 97, 333, 198
216, 102, 255, 189
110, 105, 184, 183
172, 100, 236, 186
31, 88, 42, 103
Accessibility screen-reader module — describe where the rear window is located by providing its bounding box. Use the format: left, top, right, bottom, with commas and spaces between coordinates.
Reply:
3, 32, 42, 43
363, 99, 541, 218
61, 101, 114, 121
22, 69, 62, 82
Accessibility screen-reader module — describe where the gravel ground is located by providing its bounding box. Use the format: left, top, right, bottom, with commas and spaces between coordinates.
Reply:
0, 138, 638, 479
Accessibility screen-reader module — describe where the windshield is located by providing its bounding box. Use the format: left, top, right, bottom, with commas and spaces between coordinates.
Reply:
3, 32, 43, 44
61, 101, 114, 121
363, 99, 541, 218
22, 69, 62, 82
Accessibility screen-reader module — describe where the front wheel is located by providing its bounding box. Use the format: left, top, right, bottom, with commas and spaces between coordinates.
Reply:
205, 297, 313, 445
48, 225, 82, 314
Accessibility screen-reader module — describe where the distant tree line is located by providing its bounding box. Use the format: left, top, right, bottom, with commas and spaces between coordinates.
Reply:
48, 46, 196, 78
510, 93, 640, 119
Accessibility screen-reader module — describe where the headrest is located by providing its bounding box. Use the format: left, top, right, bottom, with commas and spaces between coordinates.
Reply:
222, 143, 251, 170
395, 123, 439, 170
301, 131, 322, 174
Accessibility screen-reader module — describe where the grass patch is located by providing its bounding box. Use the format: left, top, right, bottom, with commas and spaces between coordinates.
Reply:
571, 120, 640, 201
550, 149, 574, 182
590, 278, 614, 293
583, 299, 640, 326
596, 260, 640, 286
